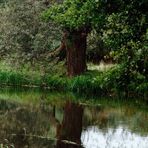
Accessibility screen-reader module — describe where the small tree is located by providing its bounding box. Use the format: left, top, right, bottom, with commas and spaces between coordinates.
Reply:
43, 0, 106, 76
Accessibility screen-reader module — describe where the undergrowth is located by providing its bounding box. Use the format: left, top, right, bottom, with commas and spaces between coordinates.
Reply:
0, 63, 147, 99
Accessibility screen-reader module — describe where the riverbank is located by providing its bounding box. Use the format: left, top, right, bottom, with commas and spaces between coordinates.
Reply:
0, 62, 147, 99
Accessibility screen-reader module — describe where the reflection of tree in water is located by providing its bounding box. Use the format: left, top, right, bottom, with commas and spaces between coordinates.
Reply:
0, 99, 84, 148
83, 105, 148, 136
1, 97, 148, 148
56, 101, 84, 148
83, 106, 110, 131
0, 99, 56, 148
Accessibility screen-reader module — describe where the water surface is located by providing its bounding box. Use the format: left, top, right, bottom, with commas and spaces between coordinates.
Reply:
0, 88, 148, 148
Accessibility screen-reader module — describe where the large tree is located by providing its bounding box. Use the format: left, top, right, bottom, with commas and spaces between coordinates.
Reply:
43, 0, 107, 76
43, 0, 148, 79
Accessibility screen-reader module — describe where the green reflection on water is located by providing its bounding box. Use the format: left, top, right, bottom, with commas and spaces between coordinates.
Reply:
0, 88, 147, 148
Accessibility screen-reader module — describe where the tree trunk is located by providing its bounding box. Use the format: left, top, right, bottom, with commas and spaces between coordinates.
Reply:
64, 31, 87, 77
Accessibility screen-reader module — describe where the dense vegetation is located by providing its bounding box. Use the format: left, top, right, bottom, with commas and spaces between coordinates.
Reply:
0, 0, 147, 98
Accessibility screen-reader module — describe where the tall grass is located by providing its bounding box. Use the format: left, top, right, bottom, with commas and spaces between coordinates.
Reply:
71, 75, 105, 96
0, 62, 147, 98
0, 70, 64, 89
0, 70, 43, 86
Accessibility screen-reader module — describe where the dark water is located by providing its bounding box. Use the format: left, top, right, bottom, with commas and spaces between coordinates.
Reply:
0, 89, 148, 148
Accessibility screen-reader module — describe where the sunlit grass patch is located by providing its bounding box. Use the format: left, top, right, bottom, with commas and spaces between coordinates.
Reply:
87, 61, 116, 72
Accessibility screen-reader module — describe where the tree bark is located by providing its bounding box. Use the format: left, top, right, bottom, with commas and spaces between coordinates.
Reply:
64, 31, 87, 77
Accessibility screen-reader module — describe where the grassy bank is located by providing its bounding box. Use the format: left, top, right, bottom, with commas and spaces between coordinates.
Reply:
0, 64, 147, 99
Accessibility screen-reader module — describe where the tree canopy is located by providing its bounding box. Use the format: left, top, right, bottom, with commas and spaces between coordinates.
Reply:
43, 0, 148, 32
43, 0, 107, 31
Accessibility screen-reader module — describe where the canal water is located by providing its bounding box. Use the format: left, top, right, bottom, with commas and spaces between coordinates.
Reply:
0, 88, 148, 148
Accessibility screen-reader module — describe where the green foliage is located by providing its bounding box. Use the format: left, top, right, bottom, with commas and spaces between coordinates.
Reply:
0, 70, 39, 86
100, 0, 148, 97
0, 66, 147, 98
0, 0, 61, 64
136, 83, 148, 95
0, 65, 68, 91
101, 0, 148, 68
42, 75, 69, 90
87, 30, 109, 63
102, 64, 147, 97
71, 72, 107, 96
42, 0, 106, 31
